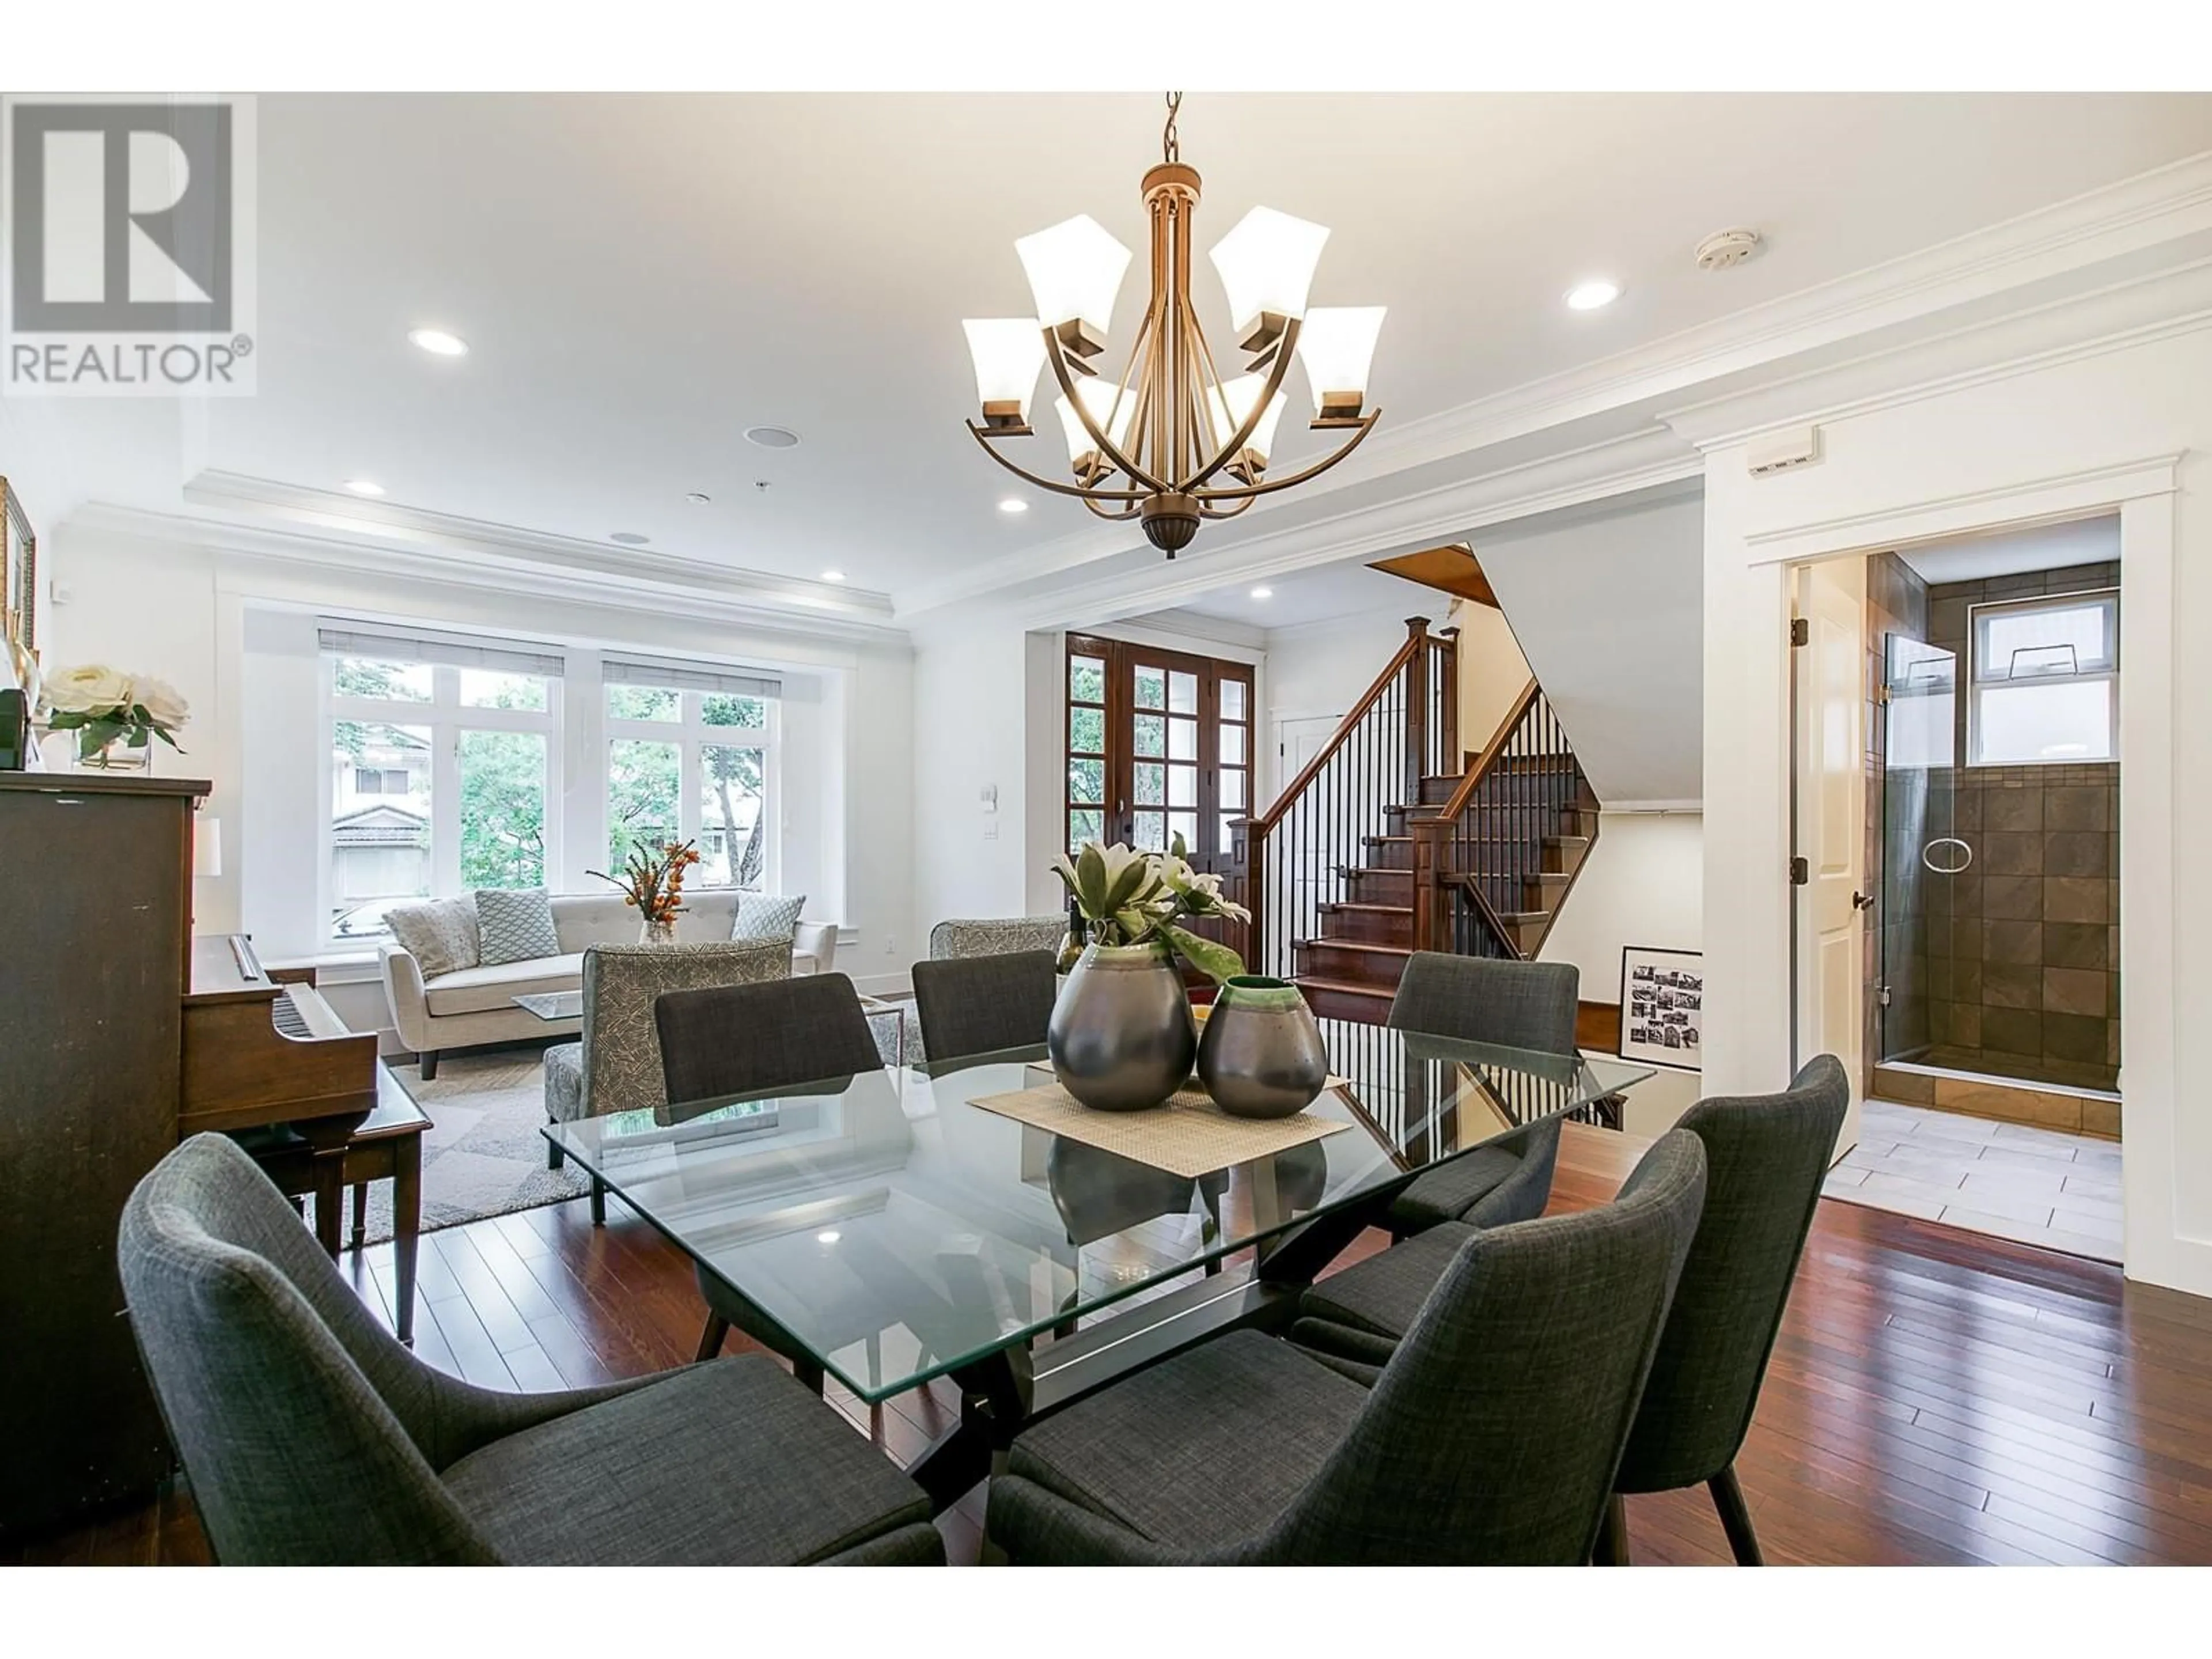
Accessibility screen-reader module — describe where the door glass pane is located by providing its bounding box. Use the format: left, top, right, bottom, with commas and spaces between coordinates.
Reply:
1070, 655, 1105, 703
457, 729, 547, 890
1132, 810, 1165, 852
1168, 811, 1199, 851
699, 744, 767, 888
1167, 765, 1196, 808
1168, 671, 1198, 715
1167, 718, 1197, 762
608, 738, 680, 865
1221, 680, 1248, 722
1134, 714, 1165, 757
607, 683, 680, 722
1070, 706, 1105, 753
329, 721, 431, 938
1885, 637, 1956, 771
459, 669, 548, 711
1220, 724, 1247, 766
1068, 757, 1104, 804
333, 657, 431, 702
1221, 768, 1246, 809
1134, 762, 1165, 805
1135, 667, 1166, 710
1069, 809, 1103, 850
703, 694, 768, 729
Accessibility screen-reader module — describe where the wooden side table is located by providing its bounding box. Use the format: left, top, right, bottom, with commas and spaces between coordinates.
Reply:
236, 1066, 428, 1344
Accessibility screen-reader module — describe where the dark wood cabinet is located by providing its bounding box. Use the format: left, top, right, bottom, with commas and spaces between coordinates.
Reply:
0, 773, 206, 1537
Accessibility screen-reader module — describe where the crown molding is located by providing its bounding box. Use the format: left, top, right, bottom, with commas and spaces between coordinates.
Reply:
63, 501, 913, 650
174, 471, 899, 626
897, 149, 2212, 623
1108, 607, 1271, 653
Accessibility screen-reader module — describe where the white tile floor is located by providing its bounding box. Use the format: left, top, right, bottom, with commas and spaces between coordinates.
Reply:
1822, 1098, 2122, 1263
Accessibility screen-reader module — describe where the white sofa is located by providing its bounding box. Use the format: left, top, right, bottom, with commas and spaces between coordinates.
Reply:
380, 891, 836, 1078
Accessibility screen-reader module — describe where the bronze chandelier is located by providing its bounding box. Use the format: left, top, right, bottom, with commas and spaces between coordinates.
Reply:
961, 93, 1386, 556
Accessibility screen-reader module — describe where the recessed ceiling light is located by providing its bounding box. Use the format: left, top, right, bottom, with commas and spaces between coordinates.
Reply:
816, 1230, 842, 1245
610, 532, 651, 546
407, 327, 469, 357
342, 479, 385, 497
998, 498, 1029, 514
1565, 280, 1622, 312
683, 491, 711, 505
820, 570, 847, 584
745, 426, 801, 449
1250, 586, 1274, 600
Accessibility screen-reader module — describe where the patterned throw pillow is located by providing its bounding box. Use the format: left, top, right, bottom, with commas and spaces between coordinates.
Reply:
387, 898, 479, 979
731, 892, 807, 944
475, 888, 562, 967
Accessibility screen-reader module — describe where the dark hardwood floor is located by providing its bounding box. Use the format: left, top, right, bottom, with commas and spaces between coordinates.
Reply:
17, 1122, 2212, 1566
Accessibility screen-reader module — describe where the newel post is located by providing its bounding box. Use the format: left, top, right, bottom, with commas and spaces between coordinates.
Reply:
1437, 625, 1460, 775
1403, 616, 1430, 810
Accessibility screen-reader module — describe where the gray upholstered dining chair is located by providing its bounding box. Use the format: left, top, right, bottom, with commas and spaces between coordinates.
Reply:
653, 973, 889, 1382
543, 938, 791, 1222
983, 1127, 1709, 1565
904, 915, 1069, 1060
1381, 952, 1581, 1236
1291, 1055, 1850, 1567
910, 949, 1058, 1063
118, 1135, 944, 1566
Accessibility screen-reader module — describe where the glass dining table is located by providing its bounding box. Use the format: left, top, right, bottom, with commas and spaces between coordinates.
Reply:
541, 1024, 1650, 1508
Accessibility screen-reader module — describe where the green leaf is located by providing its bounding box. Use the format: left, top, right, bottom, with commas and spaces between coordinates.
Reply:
1074, 842, 1108, 913
1163, 923, 1245, 984
1101, 857, 1154, 916
1170, 830, 1189, 860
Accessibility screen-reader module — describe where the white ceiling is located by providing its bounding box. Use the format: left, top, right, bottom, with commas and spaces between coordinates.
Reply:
1897, 515, 2122, 585
1175, 559, 1440, 630
29, 92, 2212, 610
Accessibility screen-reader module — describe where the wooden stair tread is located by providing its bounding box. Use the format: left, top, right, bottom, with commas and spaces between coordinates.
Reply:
1318, 901, 1411, 915
1292, 975, 1396, 1000
1294, 938, 1410, 957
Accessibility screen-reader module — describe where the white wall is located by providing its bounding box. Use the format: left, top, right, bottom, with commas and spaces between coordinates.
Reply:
1696, 323, 2212, 1296
46, 519, 916, 993
1447, 597, 1533, 759
1539, 811, 1703, 999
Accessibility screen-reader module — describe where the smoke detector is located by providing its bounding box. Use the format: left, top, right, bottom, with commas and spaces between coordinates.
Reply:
1694, 228, 1762, 271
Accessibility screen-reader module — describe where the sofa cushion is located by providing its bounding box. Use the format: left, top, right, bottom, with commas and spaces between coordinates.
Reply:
423, 953, 585, 1016
388, 898, 480, 979
476, 888, 562, 966
732, 892, 806, 942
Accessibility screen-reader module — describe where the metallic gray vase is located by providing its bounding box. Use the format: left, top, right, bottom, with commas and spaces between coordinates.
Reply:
1196, 975, 1329, 1119
1048, 943, 1196, 1112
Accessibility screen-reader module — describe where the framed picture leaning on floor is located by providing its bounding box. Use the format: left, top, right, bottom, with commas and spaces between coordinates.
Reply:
1619, 945, 1703, 1071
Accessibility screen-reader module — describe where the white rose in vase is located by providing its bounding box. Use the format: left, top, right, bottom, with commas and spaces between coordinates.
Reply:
42, 662, 136, 715
133, 676, 191, 731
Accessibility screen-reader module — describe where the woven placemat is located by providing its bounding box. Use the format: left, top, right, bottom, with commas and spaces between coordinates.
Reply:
968, 1078, 1353, 1179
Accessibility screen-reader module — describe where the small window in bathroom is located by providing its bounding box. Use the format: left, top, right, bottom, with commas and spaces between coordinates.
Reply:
1967, 589, 2118, 766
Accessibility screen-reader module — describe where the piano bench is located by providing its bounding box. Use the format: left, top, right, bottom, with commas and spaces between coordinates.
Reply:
231, 1070, 429, 1347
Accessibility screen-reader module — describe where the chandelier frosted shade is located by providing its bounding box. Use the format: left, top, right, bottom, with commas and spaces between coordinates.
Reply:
1209, 206, 1331, 343
962, 319, 1047, 425
1296, 306, 1388, 418
1055, 379, 1138, 468
1206, 374, 1289, 465
1015, 215, 1132, 347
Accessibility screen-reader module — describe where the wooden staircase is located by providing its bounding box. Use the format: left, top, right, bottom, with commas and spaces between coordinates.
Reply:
1228, 621, 1600, 1026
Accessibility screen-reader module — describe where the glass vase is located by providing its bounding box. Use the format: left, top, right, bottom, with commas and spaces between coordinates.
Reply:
639, 912, 677, 946
78, 733, 152, 772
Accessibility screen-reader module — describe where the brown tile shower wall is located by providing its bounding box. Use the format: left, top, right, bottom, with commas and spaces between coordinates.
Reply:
1919, 562, 2120, 1093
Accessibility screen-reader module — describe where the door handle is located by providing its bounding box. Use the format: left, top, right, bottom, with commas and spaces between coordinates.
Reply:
1852, 891, 1874, 912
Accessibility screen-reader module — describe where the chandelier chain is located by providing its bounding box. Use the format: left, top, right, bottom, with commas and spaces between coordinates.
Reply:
1162, 91, 1181, 164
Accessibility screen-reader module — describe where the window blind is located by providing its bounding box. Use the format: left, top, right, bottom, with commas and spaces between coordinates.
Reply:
318, 623, 566, 680
602, 654, 782, 700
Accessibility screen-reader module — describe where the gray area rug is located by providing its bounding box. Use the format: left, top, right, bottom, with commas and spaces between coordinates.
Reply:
350, 1046, 589, 1246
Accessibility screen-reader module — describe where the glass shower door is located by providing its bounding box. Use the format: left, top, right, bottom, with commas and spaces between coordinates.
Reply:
1879, 635, 1960, 1063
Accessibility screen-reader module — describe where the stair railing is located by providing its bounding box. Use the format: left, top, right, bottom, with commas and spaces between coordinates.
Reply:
1411, 677, 1586, 960
1229, 616, 1442, 981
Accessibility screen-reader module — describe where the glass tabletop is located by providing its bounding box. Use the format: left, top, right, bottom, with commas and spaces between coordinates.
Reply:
542, 1027, 1650, 1403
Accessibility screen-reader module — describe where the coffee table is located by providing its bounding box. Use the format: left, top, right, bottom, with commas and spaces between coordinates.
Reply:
541, 1026, 1649, 1510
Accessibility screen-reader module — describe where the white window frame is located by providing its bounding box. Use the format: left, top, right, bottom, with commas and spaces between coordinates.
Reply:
604, 688, 780, 893
319, 657, 566, 944
1966, 588, 2120, 768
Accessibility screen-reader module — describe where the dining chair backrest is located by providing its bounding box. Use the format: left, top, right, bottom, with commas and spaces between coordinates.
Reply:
118, 1135, 507, 1563
1385, 952, 1581, 1055
578, 940, 793, 1117
1612, 1054, 1850, 1494
1262, 1126, 1709, 1565
911, 950, 1058, 1063
928, 915, 1067, 960
654, 972, 885, 1105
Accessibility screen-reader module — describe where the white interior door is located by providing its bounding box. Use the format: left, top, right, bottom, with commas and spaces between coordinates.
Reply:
1794, 556, 1867, 1162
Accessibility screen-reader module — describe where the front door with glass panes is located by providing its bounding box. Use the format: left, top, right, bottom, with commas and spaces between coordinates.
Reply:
1065, 634, 1254, 875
